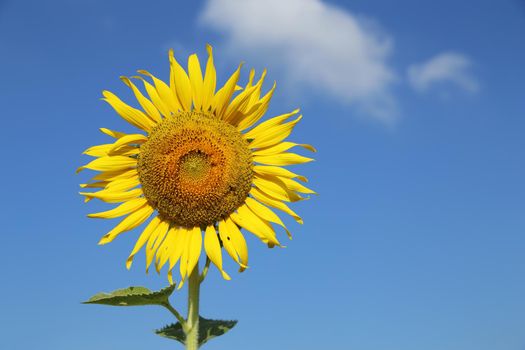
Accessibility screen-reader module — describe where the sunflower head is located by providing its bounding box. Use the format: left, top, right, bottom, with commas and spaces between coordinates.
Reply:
79, 45, 315, 285
137, 111, 253, 228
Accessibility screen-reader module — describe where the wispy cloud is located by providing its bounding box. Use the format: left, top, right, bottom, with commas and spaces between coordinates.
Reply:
200, 0, 397, 123
407, 52, 479, 94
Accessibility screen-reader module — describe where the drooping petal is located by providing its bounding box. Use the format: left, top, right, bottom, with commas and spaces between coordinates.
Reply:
98, 204, 154, 245
186, 227, 202, 278
250, 187, 303, 224
230, 204, 280, 246
204, 225, 231, 280
145, 219, 170, 272
218, 219, 245, 267
224, 217, 249, 271
156, 226, 178, 273
178, 227, 192, 286
168, 227, 187, 271
126, 215, 161, 269
244, 197, 291, 239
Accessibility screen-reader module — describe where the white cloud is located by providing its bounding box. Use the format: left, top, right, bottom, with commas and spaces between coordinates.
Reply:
408, 52, 479, 93
200, 0, 397, 123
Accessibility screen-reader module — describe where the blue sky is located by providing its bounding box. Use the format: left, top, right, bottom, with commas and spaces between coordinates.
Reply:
1, 0, 524, 349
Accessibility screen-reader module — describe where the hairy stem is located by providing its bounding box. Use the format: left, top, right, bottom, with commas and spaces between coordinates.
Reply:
185, 264, 200, 350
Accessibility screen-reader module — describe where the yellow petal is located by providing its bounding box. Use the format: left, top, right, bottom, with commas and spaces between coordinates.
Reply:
245, 68, 256, 89
110, 146, 140, 157
88, 197, 148, 219
188, 53, 204, 111
230, 70, 265, 125
252, 142, 316, 156
156, 226, 177, 273
248, 115, 302, 149
212, 63, 242, 118
168, 227, 187, 270
252, 175, 304, 202
224, 217, 248, 271
100, 128, 127, 139
204, 225, 231, 280
138, 70, 181, 113
104, 175, 140, 192
275, 176, 316, 194
92, 168, 137, 182
77, 155, 137, 173
230, 204, 280, 246
120, 77, 161, 123
80, 181, 107, 189
108, 133, 147, 154
145, 219, 170, 271
202, 44, 217, 112
169, 49, 192, 111
178, 227, 192, 285
237, 82, 276, 131
126, 216, 161, 269
98, 204, 154, 245
253, 165, 308, 182
132, 76, 172, 117
80, 188, 142, 203
250, 187, 303, 224
223, 85, 258, 124
244, 197, 291, 239
218, 219, 246, 267
244, 109, 299, 139
253, 152, 314, 166
186, 227, 202, 278
246, 70, 266, 104
102, 90, 155, 132
83, 144, 113, 157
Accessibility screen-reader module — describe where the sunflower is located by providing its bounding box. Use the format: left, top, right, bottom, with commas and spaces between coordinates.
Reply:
78, 45, 315, 285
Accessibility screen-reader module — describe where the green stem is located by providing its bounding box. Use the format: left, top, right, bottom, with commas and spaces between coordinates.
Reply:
163, 302, 186, 329
185, 264, 200, 350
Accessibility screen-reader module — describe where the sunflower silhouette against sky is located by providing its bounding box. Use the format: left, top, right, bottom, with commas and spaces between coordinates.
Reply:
78, 45, 315, 286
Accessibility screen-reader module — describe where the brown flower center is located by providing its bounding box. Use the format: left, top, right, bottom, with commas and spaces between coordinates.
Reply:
137, 111, 253, 228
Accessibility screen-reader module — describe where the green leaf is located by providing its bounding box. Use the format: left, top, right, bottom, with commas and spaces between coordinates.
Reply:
83, 285, 175, 306
156, 317, 237, 346
155, 322, 186, 345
